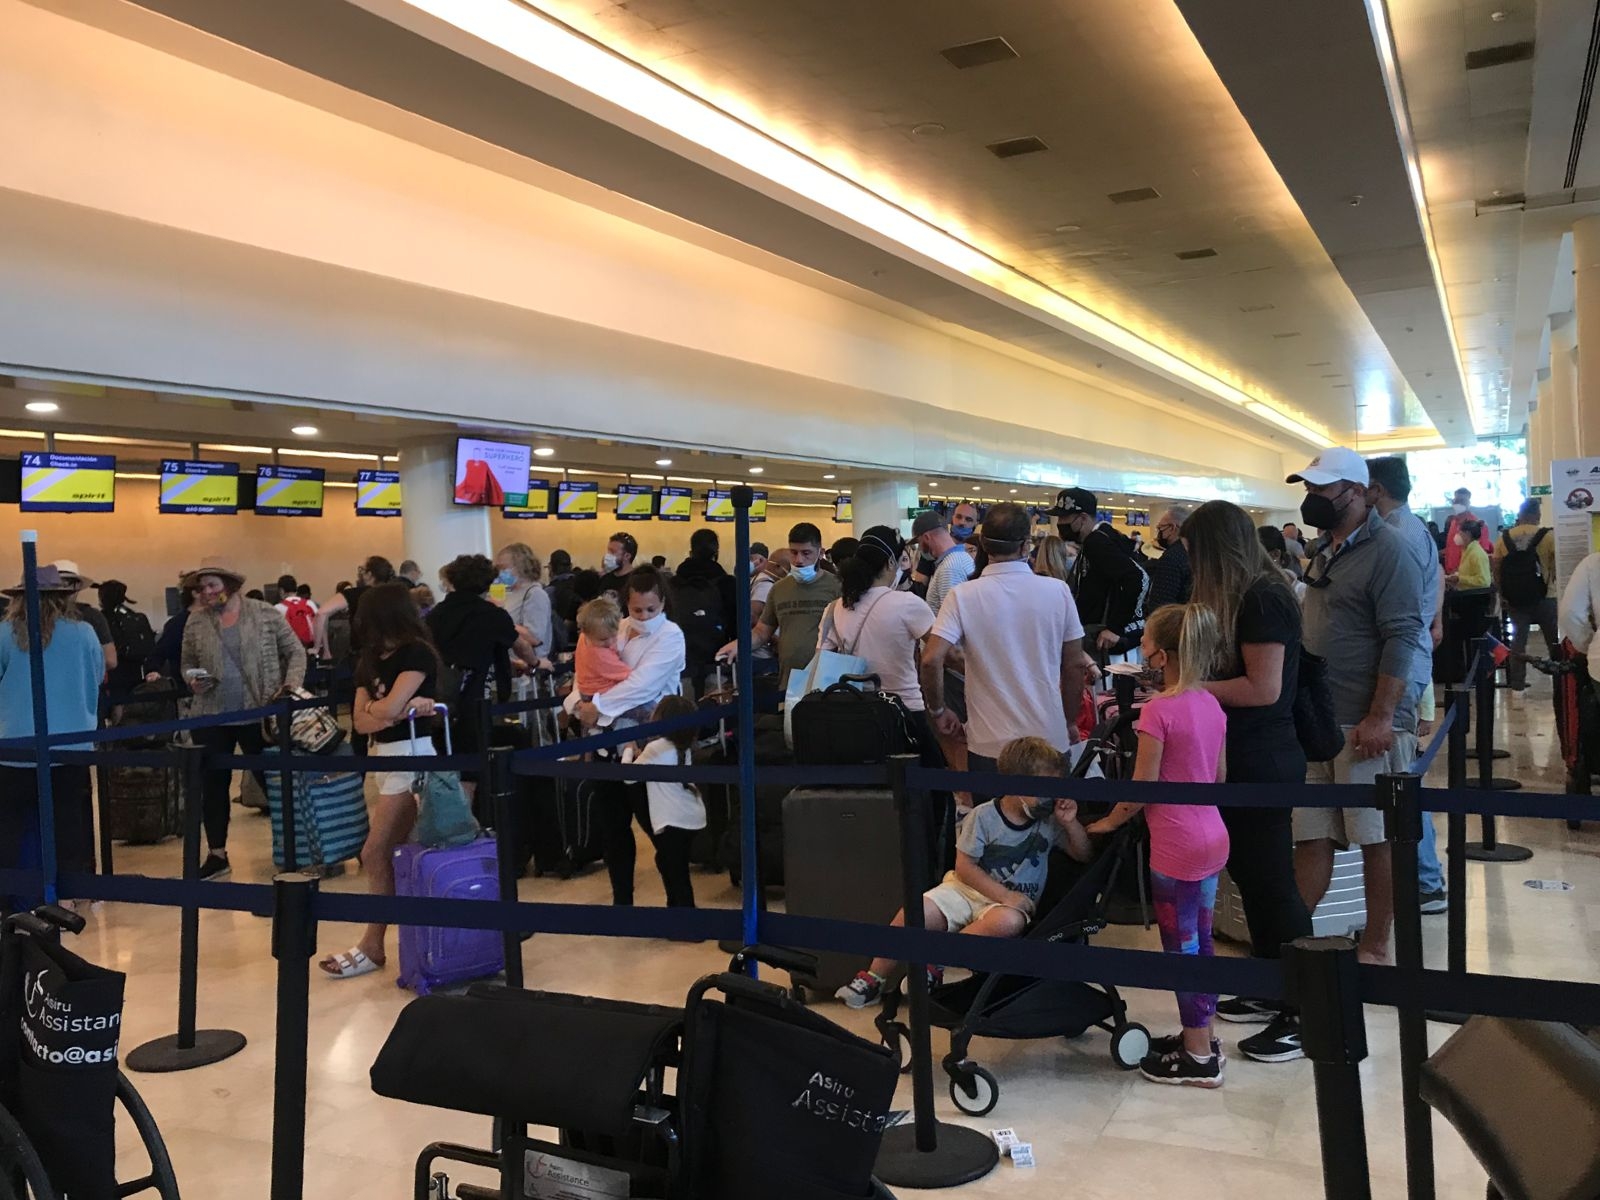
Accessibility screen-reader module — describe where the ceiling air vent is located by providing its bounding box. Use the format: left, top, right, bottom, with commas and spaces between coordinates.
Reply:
987, 136, 1048, 159
1272, 331, 1302, 339
1174, 247, 1217, 260
940, 38, 1019, 69
1239, 303, 1275, 313
1465, 41, 1534, 69
1108, 186, 1161, 204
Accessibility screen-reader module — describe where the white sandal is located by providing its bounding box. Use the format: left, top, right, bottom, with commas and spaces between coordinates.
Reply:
319, 948, 381, 979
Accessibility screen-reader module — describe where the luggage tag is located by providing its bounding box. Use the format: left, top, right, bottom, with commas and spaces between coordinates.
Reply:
990, 1128, 1019, 1152
1011, 1143, 1035, 1168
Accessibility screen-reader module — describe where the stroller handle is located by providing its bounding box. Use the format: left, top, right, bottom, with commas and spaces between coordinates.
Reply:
728, 944, 819, 978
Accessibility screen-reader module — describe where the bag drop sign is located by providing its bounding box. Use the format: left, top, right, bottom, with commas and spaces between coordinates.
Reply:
523, 1151, 629, 1199
21, 941, 124, 1069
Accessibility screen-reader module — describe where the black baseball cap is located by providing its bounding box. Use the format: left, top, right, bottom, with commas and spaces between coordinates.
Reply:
1046, 487, 1097, 519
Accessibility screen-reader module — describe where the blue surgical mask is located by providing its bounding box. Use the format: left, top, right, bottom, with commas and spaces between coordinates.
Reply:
950, 525, 975, 543
636, 611, 667, 634
496, 570, 517, 587
793, 563, 819, 583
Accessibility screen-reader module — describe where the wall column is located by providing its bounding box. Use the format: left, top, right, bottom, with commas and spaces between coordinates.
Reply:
850, 476, 922, 539
1575, 217, 1600, 458
1549, 314, 1580, 467
399, 437, 492, 580
1530, 372, 1553, 488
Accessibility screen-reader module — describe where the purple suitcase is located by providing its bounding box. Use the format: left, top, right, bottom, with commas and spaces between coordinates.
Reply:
393, 835, 504, 995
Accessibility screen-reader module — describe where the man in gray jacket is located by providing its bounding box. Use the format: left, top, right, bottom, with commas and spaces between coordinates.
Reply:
1288, 447, 1427, 967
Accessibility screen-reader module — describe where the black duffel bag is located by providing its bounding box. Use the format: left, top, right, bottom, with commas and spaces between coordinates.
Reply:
1293, 647, 1345, 763
790, 674, 917, 766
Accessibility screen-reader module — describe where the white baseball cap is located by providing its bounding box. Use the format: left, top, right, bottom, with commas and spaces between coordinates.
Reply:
1286, 447, 1369, 488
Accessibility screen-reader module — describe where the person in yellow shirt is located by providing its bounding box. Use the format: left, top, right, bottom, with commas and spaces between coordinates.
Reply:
1450, 520, 1493, 590
1493, 498, 1559, 690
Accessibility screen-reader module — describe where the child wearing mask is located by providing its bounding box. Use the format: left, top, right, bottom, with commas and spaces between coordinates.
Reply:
1088, 603, 1230, 1087
836, 737, 1092, 1008
621, 694, 705, 907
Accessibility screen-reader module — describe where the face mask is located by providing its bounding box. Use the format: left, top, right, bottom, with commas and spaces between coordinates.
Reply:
950, 525, 975, 543
793, 564, 819, 583
635, 611, 667, 633
1029, 798, 1055, 819
496, 570, 517, 587
1452, 503, 1467, 515
1300, 489, 1348, 531
750, 559, 762, 574
602, 553, 620, 572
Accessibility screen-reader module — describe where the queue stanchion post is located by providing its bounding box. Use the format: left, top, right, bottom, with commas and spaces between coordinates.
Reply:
730, 486, 762, 962
1428, 687, 1471, 1025
1380, 772, 1435, 1200
875, 754, 999, 1189
276, 692, 298, 873
488, 744, 524, 989
1463, 642, 1532, 861
127, 742, 248, 1072
94, 688, 114, 875
270, 871, 319, 1200
1284, 936, 1373, 1200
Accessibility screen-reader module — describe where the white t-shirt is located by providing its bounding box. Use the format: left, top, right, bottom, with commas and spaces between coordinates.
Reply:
750, 574, 777, 660
928, 560, 1086, 757
926, 546, 977, 616
630, 737, 708, 834
818, 588, 935, 710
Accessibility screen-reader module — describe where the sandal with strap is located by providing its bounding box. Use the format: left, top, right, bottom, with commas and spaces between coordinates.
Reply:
319, 948, 381, 980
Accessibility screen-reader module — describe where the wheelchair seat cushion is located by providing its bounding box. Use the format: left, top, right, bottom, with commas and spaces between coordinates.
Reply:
371, 986, 682, 1136
1419, 1017, 1600, 1200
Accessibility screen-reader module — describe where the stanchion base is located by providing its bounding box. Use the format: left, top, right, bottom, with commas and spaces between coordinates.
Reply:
875, 1123, 999, 1189
1491, 749, 1510, 761
1425, 1010, 1469, 1026
1462, 842, 1533, 862
126, 1029, 247, 1073
1462, 777, 1523, 791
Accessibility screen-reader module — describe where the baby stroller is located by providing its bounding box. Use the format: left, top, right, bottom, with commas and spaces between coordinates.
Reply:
0, 903, 179, 1200
371, 946, 900, 1199
1532, 642, 1599, 827
873, 824, 1149, 1118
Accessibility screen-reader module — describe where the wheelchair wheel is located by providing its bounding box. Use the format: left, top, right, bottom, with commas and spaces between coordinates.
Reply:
116, 1073, 181, 1198
947, 1064, 998, 1117
0, 1103, 55, 1200
880, 1023, 912, 1075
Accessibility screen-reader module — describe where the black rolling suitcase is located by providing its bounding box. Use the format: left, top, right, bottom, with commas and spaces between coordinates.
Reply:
781, 788, 904, 996
102, 682, 183, 844
716, 728, 792, 888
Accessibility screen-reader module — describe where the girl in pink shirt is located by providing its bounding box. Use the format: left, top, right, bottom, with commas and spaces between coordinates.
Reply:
1088, 603, 1230, 1088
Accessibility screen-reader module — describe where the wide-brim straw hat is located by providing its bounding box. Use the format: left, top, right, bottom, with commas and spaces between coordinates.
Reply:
179, 557, 247, 592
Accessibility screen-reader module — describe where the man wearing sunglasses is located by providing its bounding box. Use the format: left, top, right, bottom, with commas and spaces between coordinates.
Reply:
1286, 447, 1427, 966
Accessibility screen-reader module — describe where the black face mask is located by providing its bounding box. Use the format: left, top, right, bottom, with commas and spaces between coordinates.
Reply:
1059, 521, 1084, 545
1300, 489, 1350, 531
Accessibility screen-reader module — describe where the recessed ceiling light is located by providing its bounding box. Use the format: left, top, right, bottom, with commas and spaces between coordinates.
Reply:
533, 447, 556, 457
1053, 223, 1082, 233
822, 473, 836, 480
911, 122, 947, 138
1010, 488, 1018, 493
290, 424, 319, 437
748, 466, 764, 475
24, 401, 59, 415
654, 458, 672, 467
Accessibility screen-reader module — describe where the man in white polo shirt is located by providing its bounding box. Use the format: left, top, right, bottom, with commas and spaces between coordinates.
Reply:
921, 502, 1087, 799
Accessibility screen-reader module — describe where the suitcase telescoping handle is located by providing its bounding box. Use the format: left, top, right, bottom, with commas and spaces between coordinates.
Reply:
407, 702, 450, 755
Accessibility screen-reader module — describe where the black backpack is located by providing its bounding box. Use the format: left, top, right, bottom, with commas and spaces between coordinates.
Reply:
672, 574, 728, 673
1499, 529, 1549, 608
104, 605, 156, 671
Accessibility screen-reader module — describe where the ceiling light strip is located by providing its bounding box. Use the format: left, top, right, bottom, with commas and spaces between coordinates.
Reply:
394, 0, 1330, 446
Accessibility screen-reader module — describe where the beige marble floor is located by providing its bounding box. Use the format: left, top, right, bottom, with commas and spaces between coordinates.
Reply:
79, 679, 1597, 1199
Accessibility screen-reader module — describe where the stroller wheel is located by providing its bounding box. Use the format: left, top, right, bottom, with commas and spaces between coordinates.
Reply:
1111, 1022, 1150, 1070
881, 1024, 912, 1075
948, 1064, 998, 1117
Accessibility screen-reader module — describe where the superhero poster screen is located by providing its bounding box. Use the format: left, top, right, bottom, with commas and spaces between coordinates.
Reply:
453, 438, 531, 509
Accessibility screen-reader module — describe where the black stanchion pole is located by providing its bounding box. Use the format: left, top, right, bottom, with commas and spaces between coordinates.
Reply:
1463, 643, 1532, 861
1284, 936, 1372, 1200
270, 872, 318, 1200
95, 691, 114, 876
1427, 688, 1471, 1026
489, 745, 524, 989
277, 694, 298, 873
875, 755, 998, 1189
1380, 772, 1435, 1200
730, 486, 761, 956
127, 744, 248, 1073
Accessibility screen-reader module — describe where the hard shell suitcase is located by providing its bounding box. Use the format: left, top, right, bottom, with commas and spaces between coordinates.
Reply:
104, 762, 182, 844
262, 744, 368, 870
393, 835, 504, 995
781, 788, 904, 995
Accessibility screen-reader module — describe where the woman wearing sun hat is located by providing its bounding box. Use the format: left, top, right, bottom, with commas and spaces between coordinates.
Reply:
180, 557, 306, 880
0, 563, 105, 889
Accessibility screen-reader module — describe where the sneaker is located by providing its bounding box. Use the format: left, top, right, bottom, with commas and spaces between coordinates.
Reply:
1239, 1012, 1304, 1063
1419, 889, 1448, 915
1147, 1032, 1224, 1064
927, 964, 945, 990
836, 971, 884, 1009
1138, 1048, 1223, 1088
1214, 996, 1277, 1024
197, 854, 231, 881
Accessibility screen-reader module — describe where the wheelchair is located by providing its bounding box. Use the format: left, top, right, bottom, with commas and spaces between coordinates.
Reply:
0, 903, 179, 1200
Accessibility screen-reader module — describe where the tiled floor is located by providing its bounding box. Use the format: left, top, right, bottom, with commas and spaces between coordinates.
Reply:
81, 680, 1597, 1198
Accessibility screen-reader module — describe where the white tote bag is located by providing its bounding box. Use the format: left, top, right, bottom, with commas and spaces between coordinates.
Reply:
783, 603, 870, 748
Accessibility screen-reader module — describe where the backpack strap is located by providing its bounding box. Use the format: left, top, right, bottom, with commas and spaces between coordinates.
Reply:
1530, 527, 1549, 550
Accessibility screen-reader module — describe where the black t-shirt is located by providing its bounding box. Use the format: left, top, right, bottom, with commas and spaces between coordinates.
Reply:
599, 569, 632, 604
1222, 577, 1301, 767
426, 592, 518, 702
341, 585, 371, 652
357, 642, 438, 744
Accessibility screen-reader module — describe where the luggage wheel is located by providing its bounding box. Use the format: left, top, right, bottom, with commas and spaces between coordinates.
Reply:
1110, 1022, 1150, 1070
880, 1022, 912, 1074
